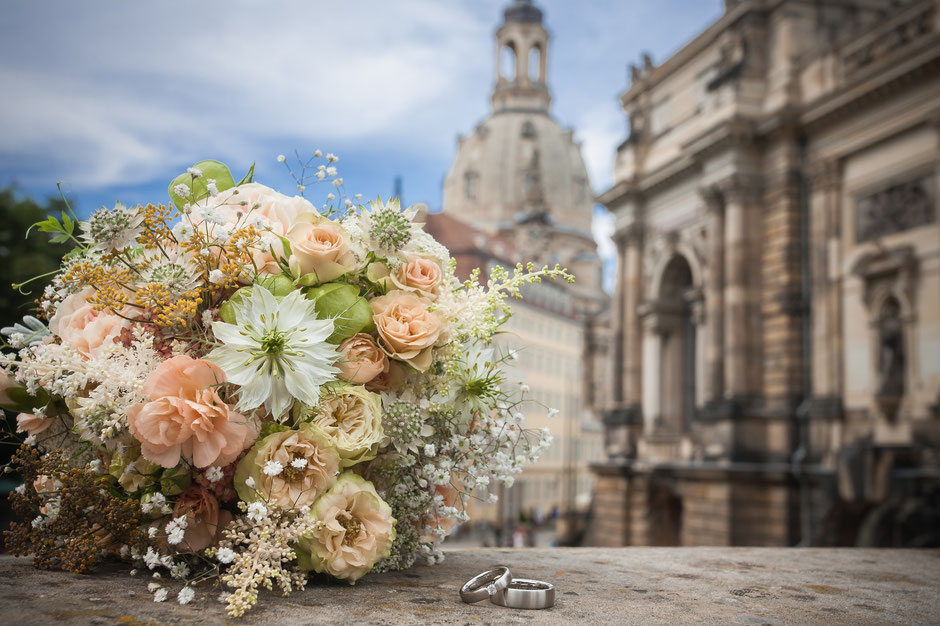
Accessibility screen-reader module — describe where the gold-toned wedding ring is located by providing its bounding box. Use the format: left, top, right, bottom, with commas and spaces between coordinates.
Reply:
489, 578, 555, 610
459, 566, 512, 604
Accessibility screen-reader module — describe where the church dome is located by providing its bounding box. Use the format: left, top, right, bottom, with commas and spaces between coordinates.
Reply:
443, 111, 594, 238
442, 0, 594, 241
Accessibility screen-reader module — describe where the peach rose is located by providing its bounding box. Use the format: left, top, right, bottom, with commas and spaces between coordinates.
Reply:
127, 355, 257, 469
370, 292, 441, 372
49, 287, 130, 359
192, 183, 314, 273
336, 334, 388, 384
16, 412, 53, 436
171, 485, 232, 552
390, 256, 443, 300
286, 213, 358, 284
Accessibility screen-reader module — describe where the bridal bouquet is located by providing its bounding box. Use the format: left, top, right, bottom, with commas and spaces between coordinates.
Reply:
0, 155, 567, 616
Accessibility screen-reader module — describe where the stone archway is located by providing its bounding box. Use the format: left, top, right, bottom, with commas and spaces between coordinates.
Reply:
658, 255, 696, 433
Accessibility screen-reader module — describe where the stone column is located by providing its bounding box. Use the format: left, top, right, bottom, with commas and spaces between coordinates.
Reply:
809, 160, 841, 400
699, 186, 725, 403
610, 236, 627, 405
721, 179, 754, 398
622, 224, 644, 409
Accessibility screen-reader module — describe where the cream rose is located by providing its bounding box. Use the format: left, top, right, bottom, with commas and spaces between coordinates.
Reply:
234, 424, 340, 509
296, 472, 396, 582
286, 213, 358, 285
370, 292, 442, 372
390, 256, 443, 300
304, 386, 384, 468
49, 287, 130, 359
336, 334, 388, 384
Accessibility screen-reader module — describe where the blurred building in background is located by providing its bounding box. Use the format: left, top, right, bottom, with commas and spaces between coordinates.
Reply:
431, 0, 610, 545
591, 0, 940, 547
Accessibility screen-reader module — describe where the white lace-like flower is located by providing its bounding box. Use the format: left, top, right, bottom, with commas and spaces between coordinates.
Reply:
140, 247, 202, 297
178, 586, 195, 605
206, 466, 224, 483
262, 460, 283, 476
246, 501, 267, 522
80, 202, 144, 252
208, 286, 338, 420
216, 547, 236, 564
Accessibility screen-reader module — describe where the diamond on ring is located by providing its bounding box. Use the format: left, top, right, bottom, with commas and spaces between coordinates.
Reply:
486, 583, 498, 596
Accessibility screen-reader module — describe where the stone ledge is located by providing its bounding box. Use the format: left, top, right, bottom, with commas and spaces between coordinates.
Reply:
1, 548, 938, 625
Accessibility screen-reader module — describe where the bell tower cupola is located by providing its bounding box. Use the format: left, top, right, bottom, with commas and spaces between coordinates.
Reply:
492, 0, 551, 113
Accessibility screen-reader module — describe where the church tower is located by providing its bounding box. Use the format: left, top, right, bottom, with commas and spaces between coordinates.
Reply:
492, 0, 551, 113
442, 0, 601, 290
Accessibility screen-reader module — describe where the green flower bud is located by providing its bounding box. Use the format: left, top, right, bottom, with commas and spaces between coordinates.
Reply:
219, 286, 254, 324
254, 274, 296, 297
168, 160, 236, 210
304, 283, 375, 343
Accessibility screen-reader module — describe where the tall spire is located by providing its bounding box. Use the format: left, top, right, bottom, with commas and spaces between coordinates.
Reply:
492, 0, 551, 113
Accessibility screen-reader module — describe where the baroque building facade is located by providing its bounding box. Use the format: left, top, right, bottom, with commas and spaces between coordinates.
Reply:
434, 0, 610, 539
592, 0, 940, 547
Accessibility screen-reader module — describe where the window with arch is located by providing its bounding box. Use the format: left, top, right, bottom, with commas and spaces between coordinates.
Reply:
528, 45, 541, 82
500, 43, 516, 80
464, 170, 479, 200
658, 255, 696, 432
521, 120, 536, 138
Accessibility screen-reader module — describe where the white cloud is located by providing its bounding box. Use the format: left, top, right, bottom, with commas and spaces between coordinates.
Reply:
0, 0, 491, 188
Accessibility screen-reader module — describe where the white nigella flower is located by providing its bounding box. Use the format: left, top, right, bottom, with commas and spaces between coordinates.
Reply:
80, 202, 144, 252
208, 286, 338, 420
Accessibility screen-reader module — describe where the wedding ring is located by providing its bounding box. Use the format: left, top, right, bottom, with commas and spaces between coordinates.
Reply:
459, 566, 512, 604
489, 578, 555, 610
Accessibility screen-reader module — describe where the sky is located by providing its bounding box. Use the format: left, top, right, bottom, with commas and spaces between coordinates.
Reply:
0, 0, 724, 289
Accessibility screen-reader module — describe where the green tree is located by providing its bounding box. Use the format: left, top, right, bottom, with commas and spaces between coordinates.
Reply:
0, 187, 72, 324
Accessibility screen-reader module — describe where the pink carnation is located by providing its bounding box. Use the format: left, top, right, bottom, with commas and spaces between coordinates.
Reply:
128, 355, 257, 468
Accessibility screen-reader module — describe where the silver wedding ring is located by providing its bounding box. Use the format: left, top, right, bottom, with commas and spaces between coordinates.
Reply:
459, 566, 512, 604
489, 578, 555, 610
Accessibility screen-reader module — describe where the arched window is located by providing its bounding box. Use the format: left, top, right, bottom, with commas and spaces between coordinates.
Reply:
528, 45, 541, 82
464, 170, 479, 200
658, 255, 695, 432
521, 120, 536, 138
500, 43, 516, 80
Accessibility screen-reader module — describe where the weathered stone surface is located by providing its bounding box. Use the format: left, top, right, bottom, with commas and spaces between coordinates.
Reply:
1, 548, 938, 625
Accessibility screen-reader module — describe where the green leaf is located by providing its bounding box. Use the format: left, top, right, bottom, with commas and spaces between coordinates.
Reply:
167, 159, 237, 210
237, 162, 256, 186
61, 211, 74, 234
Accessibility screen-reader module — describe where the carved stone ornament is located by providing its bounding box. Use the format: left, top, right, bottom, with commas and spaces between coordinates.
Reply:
855, 175, 936, 243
